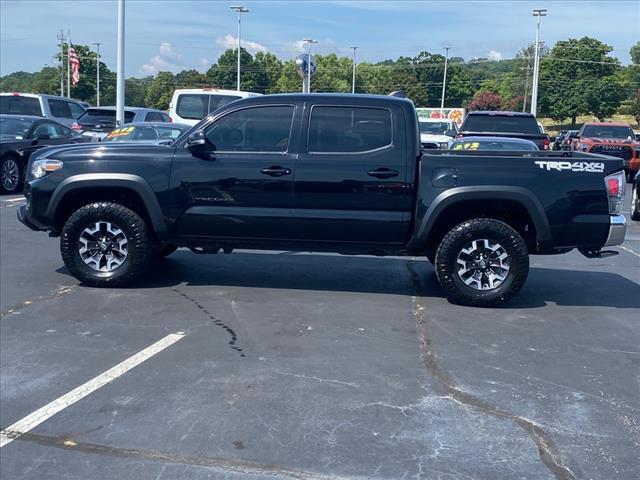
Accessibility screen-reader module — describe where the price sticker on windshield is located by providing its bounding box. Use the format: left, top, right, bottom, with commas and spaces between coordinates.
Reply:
106, 127, 135, 139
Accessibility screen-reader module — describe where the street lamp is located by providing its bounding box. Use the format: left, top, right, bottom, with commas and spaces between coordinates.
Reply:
93, 42, 101, 106
440, 46, 450, 117
530, 8, 547, 116
230, 6, 249, 91
350, 46, 357, 94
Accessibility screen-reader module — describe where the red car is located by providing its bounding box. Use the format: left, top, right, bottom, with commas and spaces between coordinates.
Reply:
573, 122, 640, 182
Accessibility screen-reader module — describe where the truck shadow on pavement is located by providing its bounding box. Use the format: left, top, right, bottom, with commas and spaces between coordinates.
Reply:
59, 250, 640, 309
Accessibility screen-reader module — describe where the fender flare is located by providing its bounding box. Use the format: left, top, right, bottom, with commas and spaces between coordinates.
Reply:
409, 186, 552, 251
46, 173, 167, 232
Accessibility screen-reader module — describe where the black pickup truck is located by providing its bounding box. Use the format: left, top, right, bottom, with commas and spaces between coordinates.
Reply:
18, 94, 627, 306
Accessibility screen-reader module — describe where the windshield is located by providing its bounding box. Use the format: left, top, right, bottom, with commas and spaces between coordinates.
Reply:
581, 125, 635, 139
103, 125, 186, 142
419, 122, 452, 135
452, 139, 538, 151
462, 115, 541, 135
0, 117, 34, 140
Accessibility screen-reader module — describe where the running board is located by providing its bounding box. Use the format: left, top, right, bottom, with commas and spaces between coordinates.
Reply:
578, 248, 619, 259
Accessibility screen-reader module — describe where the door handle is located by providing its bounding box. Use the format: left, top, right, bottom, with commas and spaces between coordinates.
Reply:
260, 166, 292, 177
367, 168, 399, 179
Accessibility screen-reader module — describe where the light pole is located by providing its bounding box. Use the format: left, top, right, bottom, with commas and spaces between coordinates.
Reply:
93, 42, 101, 106
439, 46, 450, 117
530, 8, 547, 116
116, 0, 125, 126
57, 30, 66, 97
350, 46, 357, 94
230, 6, 249, 92
303, 39, 317, 93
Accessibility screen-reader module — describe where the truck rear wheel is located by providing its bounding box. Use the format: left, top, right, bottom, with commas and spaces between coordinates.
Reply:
434, 218, 529, 307
60, 202, 152, 287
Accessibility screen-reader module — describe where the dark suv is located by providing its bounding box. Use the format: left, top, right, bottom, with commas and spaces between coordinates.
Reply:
458, 111, 550, 150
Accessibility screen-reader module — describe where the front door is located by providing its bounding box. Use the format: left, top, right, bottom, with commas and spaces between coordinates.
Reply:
291, 104, 413, 244
170, 104, 299, 239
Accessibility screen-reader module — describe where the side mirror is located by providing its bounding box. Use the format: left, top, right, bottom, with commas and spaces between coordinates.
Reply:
185, 131, 214, 160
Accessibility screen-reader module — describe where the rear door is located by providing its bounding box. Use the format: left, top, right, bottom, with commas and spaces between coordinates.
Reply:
290, 103, 413, 243
170, 103, 299, 239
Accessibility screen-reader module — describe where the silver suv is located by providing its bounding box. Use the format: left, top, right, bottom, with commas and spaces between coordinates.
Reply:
0, 93, 87, 127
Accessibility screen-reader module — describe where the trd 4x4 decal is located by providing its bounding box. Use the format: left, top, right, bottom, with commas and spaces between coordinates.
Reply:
534, 161, 605, 173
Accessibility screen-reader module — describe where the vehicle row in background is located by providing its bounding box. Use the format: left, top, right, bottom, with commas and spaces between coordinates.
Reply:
0, 114, 90, 193
419, 118, 458, 150
0, 93, 86, 127
72, 106, 171, 141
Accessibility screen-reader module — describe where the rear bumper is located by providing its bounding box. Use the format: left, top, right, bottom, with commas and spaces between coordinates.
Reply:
603, 214, 626, 247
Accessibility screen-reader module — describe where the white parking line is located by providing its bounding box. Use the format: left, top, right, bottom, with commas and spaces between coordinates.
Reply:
620, 245, 640, 259
0, 331, 185, 448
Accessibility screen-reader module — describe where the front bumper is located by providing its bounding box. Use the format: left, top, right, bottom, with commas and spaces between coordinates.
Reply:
603, 214, 626, 247
17, 205, 41, 231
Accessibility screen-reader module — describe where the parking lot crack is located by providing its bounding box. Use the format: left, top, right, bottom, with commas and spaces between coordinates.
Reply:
406, 260, 577, 480
8, 431, 349, 480
173, 289, 245, 357
0, 285, 77, 318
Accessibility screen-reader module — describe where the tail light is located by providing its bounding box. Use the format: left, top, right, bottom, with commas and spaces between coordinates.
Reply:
71, 122, 82, 130
604, 171, 625, 214
543, 137, 550, 150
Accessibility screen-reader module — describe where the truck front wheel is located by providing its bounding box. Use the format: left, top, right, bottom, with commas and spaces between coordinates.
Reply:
60, 202, 152, 287
434, 218, 529, 307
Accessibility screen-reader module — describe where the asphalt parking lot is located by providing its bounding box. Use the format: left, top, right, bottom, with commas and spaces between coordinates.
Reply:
1, 190, 639, 480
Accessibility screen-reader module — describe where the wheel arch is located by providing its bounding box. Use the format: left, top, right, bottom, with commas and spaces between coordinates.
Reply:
410, 186, 552, 253
48, 174, 166, 233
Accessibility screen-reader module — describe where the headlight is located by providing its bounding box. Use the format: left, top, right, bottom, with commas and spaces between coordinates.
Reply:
578, 143, 590, 150
31, 159, 63, 179
439, 142, 450, 149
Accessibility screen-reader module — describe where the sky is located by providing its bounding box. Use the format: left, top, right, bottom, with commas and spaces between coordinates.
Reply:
1, 0, 638, 77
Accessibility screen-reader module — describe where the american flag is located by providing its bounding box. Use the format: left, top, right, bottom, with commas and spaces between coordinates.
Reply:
69, 47, 80, 85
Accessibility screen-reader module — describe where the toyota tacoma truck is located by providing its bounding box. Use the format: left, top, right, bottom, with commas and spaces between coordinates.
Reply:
17, 94, 627, 307
572, 122, 640, 183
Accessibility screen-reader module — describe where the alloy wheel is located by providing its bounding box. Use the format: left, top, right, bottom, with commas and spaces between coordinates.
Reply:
456, 238, 510, 290
78, 221, 128, 272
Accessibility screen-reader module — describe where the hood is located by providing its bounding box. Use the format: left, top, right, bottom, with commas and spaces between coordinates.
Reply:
32, 141, 172, 162
420, 134, 453, 143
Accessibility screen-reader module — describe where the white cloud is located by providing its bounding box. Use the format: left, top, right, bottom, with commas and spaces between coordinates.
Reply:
216, 34, 267, 55
200, 58, 210, 67
487, 50, 503, 61
141, 42, 185, 75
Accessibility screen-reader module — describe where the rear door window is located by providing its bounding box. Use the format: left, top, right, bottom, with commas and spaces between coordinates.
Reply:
48, 99, 73, 118
68, 102, 86, 119
145, 111, 165, 122
308, 106, 392, 153
176, 94, 208, 120
461, 115, 540, 135
31, 121, 67, 139
0, 96, 42, 116
207, 94, 242, 113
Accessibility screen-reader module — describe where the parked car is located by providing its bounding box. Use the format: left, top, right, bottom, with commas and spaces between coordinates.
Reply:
73, 107, 171, 141
573, 122, 640, 182
552, 130, 568, 151
169, 88, 261, 126
632, 171, 639, 221
0, 93, 86, 127
0, 114, 90, 193
458, 111, 551, 150
101, 122, 190, 144
18, 94, 626, 307
451, 136, 539, 151
418, 118, 458, 150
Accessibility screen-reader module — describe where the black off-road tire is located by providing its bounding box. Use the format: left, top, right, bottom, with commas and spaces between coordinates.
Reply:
60, 202, 152, 287
434, 218, 529, 307
631, 183, 640, 221
152, 243, 178, 259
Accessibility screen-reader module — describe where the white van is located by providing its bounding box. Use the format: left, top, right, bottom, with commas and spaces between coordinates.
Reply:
169, 88, 262, 126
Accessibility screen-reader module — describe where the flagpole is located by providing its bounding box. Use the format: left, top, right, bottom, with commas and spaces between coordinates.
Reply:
67, 29, 71, 98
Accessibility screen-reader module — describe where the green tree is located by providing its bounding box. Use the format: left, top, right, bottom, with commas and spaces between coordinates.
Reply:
55, 43, 115, 104
144, 71, 175, 110
253, 52, 283, 93
630, 42, 640, 65
206, 48, 267, 92
627, 89, 640, 127
273, 59, 302, 93
125, 77, 148, 107
175, 69, 207, 88
539, 37, 623, 124
411, 51, 473, 107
